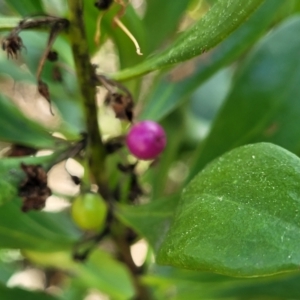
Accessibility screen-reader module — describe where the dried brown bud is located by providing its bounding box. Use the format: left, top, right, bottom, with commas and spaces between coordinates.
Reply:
19, 164, 51, 212
105, 92, 133, 122
7, 145, 37, 157
94, 0, 113, 10
47, 50, 58, 62
2, 35, 25, 59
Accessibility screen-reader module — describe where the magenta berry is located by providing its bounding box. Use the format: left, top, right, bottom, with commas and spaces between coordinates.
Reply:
126, 120, 167, 160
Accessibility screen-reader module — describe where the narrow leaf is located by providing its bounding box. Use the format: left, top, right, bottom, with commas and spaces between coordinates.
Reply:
26, 249, 135, 300
189, 16, 300, 180
143, 0, 191, 54
0, 94, 58, 149
0, 16, 21, 31
112, 0, 266, 81
141, 0, 283, 121
5, 0, 44, 17
0, 200, 79, 251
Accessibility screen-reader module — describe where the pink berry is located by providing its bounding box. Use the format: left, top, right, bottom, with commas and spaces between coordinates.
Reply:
126, 120, 167, 160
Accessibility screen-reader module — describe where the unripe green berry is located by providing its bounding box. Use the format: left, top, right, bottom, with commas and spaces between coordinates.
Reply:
71, 193, 107, 231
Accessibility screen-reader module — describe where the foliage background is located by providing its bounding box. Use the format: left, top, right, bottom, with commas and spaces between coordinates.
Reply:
0, 0, 300, 299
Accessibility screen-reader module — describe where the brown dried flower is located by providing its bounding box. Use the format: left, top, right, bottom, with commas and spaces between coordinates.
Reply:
19, 164, 51, 212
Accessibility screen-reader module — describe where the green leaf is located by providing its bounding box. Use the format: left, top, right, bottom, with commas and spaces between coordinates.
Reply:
0, 255, 19, 284
0, 94, 58, 149
5, 0, 44, 16
83, 2, 145, 68
141, 0, 283, 121
104, 5, 146, 69
0, 200, 79, 251
144, 267, 300, 300
157, 143, 300, 277
76, 250, 135, 300
0, 54, 35, 80
26, 249, 135, 300
0, 284, 58, 300
143, 0, 191, 54
116, 195, 179, 251
112, 0, 266, 81
0, 16, 21, 31
189, 16, 300, 180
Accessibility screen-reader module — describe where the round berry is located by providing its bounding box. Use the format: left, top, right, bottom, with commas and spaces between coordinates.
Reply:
71, 193, 107, 231
126, 120, 166, 160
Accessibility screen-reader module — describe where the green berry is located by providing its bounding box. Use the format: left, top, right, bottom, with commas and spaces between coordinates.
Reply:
71, 193, 107, 230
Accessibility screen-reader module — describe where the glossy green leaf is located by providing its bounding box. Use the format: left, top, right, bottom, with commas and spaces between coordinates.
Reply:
0, 284, 58, 300
26, 249, 135, 300
141, 0, 283, 121
0, 199, 79, 251
144, 267, 300, 300
157, 143, 300, 277
116, 195, 179, 251
0, 94, 58, 148
189, 16, 300, 180
112, 0, 266, 81
5, 0, 44, 16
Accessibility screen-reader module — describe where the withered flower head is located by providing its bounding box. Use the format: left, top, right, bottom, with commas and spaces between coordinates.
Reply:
47, 50, 58, 62
105, 92, 134, 122
18, 163, 51, 212
2, 35, 25, 59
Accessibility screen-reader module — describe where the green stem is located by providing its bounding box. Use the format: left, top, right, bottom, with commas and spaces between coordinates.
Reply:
67, 0, 108, 196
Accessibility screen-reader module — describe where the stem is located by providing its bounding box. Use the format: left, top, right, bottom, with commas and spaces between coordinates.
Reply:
67, 0, 108, 196
67, 2, 150, 299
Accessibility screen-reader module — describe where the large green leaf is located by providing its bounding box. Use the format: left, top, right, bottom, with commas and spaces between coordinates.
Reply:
0, 284, 58, 300
140, 0, 283, 121
116, 195, 179, 251
157, 143, 300, 277
112, 0, 266, 81
189, 16, 300, 180
26, 249, 135, 300
0, 94, 58, 149
144, 267, 300, 300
